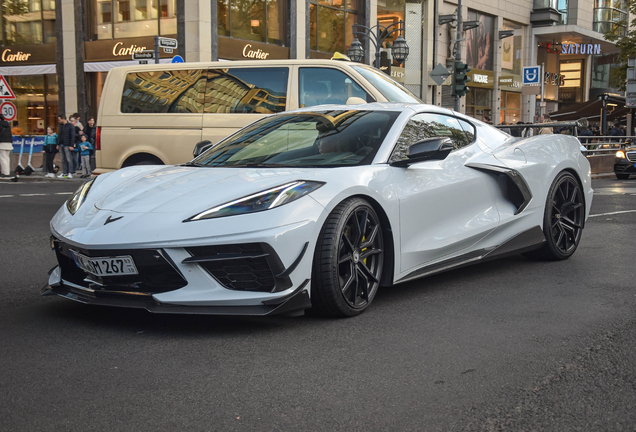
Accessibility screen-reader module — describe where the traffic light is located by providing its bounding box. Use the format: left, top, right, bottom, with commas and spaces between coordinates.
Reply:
452, 61, 471, 98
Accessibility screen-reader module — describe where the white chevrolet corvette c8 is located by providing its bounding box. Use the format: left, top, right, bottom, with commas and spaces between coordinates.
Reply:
45, 103, 593, 318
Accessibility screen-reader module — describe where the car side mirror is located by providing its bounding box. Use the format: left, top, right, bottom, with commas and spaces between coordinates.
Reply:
346, 97, 367, 105
390, 137, 454, 167
193, 140, 213, 157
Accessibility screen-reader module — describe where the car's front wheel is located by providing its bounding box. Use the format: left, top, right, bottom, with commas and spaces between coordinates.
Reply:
312, 198, 384, 317
528, 171, 584, 260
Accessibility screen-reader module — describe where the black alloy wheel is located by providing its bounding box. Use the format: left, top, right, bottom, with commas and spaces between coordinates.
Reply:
312, 198, 384, 317
529, 171, 584, 260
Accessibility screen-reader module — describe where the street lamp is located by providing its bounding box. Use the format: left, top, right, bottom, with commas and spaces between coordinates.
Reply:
347, 20, 409, 69
347, 37, 364, 63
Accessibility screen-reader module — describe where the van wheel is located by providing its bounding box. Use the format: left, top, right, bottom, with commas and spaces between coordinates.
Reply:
122, 154, 164, 167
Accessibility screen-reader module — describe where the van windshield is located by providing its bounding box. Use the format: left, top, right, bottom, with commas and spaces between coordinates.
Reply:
352, 65, 421, 103
193, 110, 400, 168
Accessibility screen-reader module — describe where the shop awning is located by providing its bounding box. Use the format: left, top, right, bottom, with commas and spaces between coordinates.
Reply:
0, 64, 56, 75
549, 94, 628, 122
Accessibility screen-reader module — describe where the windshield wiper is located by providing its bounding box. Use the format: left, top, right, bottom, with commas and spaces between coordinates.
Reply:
182, 161, 202, 167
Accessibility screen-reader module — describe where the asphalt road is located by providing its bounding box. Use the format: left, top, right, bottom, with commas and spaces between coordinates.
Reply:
1, 177, 635, 431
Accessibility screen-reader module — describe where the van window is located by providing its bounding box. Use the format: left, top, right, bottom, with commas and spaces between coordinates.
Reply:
204, 67, 289, 114
121, 69, 207, 113
299, 67, 372, 108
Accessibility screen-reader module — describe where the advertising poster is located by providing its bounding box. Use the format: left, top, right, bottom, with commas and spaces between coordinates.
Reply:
465, 11, 494, 71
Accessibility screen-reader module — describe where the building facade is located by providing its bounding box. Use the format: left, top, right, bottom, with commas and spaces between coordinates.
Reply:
0, 0, 622, 134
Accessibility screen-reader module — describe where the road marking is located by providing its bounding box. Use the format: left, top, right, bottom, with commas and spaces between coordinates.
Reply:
0, 195, 13, 198
55, 192, 73, 195
589, 210, 636, 218
20, 193, 48, 196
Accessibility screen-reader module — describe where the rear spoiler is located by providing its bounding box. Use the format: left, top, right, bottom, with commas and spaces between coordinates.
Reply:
494, 119, 588, 137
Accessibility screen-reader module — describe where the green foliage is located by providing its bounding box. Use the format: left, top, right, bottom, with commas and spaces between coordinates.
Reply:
603, 1, 636, 90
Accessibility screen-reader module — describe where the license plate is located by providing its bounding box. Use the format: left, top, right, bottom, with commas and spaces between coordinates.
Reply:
70, 250, 138, 277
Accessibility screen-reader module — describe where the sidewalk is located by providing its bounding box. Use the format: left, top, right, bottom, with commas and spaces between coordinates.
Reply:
0, 169, 90, 182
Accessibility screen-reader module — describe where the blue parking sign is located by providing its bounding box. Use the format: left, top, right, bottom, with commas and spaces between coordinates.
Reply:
523, 66, 540, 85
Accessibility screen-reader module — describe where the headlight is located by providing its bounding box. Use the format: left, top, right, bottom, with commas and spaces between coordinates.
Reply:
185, 180, 325, 221
66, 178, 95, 215
616, 150, 626, 159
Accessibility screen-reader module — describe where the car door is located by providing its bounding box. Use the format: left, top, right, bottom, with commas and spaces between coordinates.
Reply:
390, 113, 500, 275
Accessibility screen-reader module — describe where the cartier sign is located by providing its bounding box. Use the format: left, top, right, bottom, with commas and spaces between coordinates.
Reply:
242, 44, 270, 60
0, 43, 55, 65
84, 36, 176, 62
112, 42, 147, 57
2, 49, 31, 62
219, 36, 289, 60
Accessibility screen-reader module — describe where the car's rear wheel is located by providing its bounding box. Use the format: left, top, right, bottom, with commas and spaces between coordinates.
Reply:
312, 198, 384, 317
527, 171, 584, 260
616, 173, 630, 180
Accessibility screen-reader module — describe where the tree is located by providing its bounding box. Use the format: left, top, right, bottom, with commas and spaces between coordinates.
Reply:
603, 2, 636, 91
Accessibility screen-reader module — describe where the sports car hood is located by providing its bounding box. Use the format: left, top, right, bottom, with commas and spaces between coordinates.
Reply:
93, 165, 323, 214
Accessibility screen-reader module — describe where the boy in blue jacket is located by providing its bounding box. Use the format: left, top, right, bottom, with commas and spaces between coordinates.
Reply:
79, 134, 93, 178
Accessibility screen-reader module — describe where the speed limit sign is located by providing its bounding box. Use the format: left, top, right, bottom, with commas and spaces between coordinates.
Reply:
0, 101, 16, 122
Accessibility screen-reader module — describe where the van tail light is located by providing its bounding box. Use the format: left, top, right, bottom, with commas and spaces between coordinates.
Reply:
95, 126, 101, 150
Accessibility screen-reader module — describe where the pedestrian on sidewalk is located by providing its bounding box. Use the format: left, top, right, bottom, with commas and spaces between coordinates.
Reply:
79, 134, 93, 178
85, 117, 97, 172
0, 114, 12, 178
43, 126, 58, 178
57, 115, 75, 179
70, 116, 81, 174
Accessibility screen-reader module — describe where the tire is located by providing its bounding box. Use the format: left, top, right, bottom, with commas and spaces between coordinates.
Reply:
616, 173, 630, 180
526, 171, 584, 260
312, 198, 384, 317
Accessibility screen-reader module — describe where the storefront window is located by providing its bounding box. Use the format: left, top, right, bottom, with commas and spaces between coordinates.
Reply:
377, 0, 404, 64
500, 91, 521, 124
7, 74, 58, 135
591, 53, 621, 90
1, 0, 56, 45
465, 11, 494, 71
309, 0, 360, 54
218, 0, 288, 46
90, 0, 177, 40
559, 59, 583, 104
501, 21, 522, 75
466, 88, 492, 122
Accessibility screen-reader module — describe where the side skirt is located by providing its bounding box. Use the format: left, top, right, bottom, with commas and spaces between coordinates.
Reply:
394, 226, 546, 284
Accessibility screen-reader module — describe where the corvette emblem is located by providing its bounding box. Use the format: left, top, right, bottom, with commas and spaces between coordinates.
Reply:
104, 215, 124, 225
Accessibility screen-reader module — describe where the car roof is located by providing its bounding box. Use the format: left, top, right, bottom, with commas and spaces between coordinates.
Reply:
111, 59, 373, 72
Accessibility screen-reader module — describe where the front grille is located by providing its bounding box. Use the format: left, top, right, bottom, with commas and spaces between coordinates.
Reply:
53, 238, 187, 294
627, 151, 636, 162
185, 243, 290, 293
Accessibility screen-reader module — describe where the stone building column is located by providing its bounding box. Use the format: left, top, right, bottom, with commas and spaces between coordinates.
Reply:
184, 0, 212, 62
59, 0, 78, 116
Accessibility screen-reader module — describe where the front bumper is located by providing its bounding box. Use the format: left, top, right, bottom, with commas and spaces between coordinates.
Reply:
614, 161, 636, 175
43, 266, 310, 316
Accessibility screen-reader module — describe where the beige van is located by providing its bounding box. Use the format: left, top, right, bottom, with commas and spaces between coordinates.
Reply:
95, 59, 420, 172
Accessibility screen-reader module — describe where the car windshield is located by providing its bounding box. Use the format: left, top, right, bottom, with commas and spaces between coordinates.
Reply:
351, 65, 421, 103
193, 110, 400, 168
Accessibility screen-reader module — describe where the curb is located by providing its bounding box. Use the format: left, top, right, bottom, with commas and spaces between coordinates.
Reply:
0, 171, 90, 182
592, 172, 617, 179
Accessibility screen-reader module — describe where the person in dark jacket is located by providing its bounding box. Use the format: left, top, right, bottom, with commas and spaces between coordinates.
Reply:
57, 115, 75, 178
70, 116, 81, 173
85, 117, 97, 171
0, 114, 12, 177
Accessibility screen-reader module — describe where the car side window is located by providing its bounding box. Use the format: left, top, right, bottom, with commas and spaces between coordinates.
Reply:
299, 68, 373, 108
456, 118, 476, 143
204, 67, 289, 114
389, 113, 471, 163
121, 69, 207, 113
